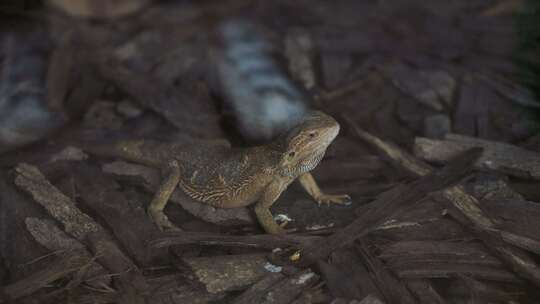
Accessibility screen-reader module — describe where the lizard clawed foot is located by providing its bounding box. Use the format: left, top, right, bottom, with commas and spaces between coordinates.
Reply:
273, 214, 298, 233
265, 223, 297, 235
263, 221, 296, 234
148, 208, 181, 231
315, 194, 351, 207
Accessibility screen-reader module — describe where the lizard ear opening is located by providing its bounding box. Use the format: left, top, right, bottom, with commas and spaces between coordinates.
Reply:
288, 151, 296, 158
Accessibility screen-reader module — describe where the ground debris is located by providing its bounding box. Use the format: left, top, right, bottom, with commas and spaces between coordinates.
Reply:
2, 1, 540, 303
13, 163, 148, 303
24, 217, 110, 288
14, 163, 100, 238
356, 241, 417, 304
182, 253, 270, 294
345, 122, 540, 290
236, 269, 319, 304
415, 133, 540, 179
297, 146, 481, 265
151, 231, 318, 250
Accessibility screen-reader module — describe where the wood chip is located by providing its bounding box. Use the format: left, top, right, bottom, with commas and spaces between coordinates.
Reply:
345, 120, 540, 287
47, 0, 149, 18
298, 146, 480, 265
319, 248, 381, 300
14, 163, 100, 239
152, 231, 318, 249
258, 269, 319, 304
414, 133, 540, 179
182, 254, 270, 293
232, 272, 285, 304
24, 217, 110, 288
14, 163, 148, 303
355, 241, 417, 304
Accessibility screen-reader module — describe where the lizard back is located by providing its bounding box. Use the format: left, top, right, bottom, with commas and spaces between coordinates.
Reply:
83, 138, 279, 207
175, 145, 279, 208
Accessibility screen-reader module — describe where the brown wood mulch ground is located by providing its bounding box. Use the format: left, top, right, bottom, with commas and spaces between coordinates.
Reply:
2, 0, 540, 303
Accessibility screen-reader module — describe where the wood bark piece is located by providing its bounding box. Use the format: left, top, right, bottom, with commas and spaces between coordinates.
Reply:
232, 273, 285, 304
331, 295, 385, 304
385, 63, 453, 111
477, 72, 540, 108
182, 253, 271, 293
405, 280, 446, 304
478, 199, 540, 254
47, 0, 149, 18
446, 207, 540, 286
68, 164, 167, 266
395, 264, 519, 282
356, 242, 417, 304
0, 172, 59, 281
469, 175, 524, 201
454, 275, 516, 302
152, 231, 319, 249
146, 274, 226, 304
2, 253, 92, 301
258, 269, 319, 304
414, 133, 540, 179
73, 274, 225, 304
319, 248, 381, 301
453, 78, 492, 138
358, 295, 385, 304
62, 64, 106, 117
298, 147, 481, 266
345, 120, 540, 287
99, 65, 224, 140
103, 160, 254, 225
14, 164, 100, 239
14, 163, 148, 304
373, 218, 468, 243
46, 42, 76, 112
379, 241, 501, 267
24, 217, 110, 288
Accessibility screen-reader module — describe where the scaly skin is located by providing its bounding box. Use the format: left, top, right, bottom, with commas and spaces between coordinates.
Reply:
84, 110, 350, 233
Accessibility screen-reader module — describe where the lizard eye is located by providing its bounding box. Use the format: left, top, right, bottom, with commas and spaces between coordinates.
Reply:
308, 132, 317, 138
288, 151, 296, 158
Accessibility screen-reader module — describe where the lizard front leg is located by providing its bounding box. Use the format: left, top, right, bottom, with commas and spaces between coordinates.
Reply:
298, 173, 351, 206
148, 160, 181, 231
254, 180, 290, 234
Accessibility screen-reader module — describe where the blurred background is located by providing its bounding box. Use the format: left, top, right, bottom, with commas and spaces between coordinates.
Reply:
0, 0, 539, 151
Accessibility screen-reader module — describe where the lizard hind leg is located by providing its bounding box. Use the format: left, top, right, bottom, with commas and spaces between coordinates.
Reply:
148, 160, 182, 231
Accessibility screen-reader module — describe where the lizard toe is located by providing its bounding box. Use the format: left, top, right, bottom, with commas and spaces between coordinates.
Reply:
148, 209, 180, 231
316, 194, 352, 206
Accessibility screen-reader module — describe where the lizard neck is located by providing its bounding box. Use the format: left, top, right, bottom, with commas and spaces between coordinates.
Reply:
243, 144, 281, 171
265, 137, 327, 178
279, 150, 325, 177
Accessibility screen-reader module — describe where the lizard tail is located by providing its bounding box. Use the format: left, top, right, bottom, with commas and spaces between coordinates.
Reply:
71, 130, 166, 167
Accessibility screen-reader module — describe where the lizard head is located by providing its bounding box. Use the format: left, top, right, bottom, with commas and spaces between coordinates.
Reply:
278, 111, 339, 176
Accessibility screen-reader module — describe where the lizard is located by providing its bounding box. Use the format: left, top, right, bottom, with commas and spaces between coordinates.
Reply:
83, 110, 350, 234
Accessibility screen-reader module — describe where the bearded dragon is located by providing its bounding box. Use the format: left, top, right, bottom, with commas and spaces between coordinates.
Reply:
84, 110, 350, 234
